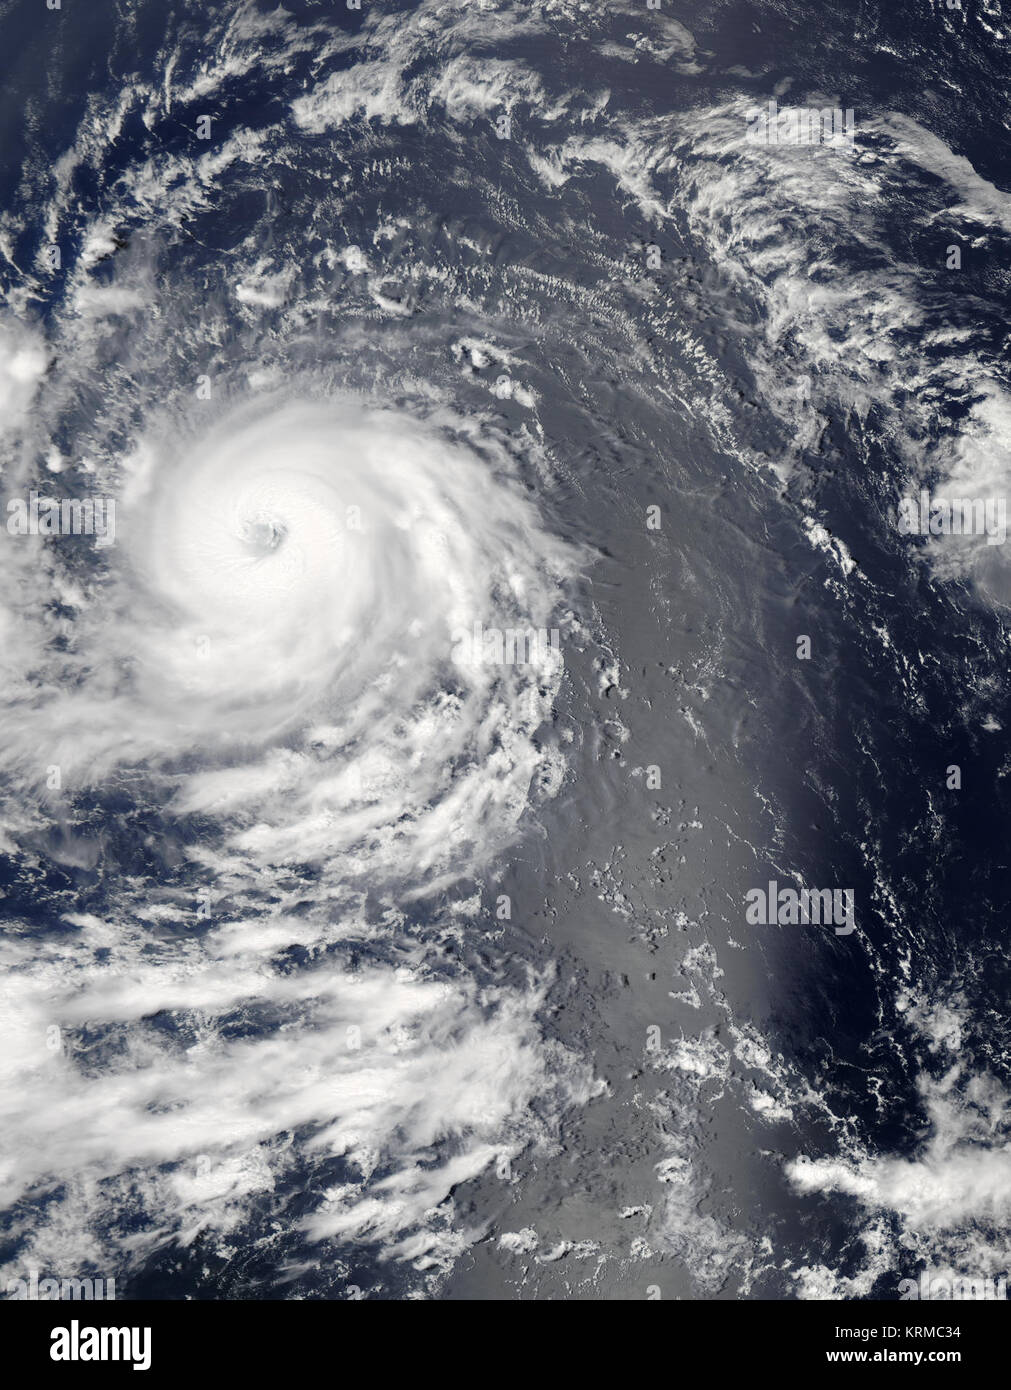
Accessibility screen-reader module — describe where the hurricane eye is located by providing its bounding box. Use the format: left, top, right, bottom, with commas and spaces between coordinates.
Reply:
240, 515, 286, 555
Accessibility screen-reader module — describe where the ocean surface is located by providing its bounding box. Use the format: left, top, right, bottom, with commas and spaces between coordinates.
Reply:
0, 0, 1010, 1301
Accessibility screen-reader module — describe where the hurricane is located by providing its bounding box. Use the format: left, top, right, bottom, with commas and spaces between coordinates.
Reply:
2, 394, 578, 872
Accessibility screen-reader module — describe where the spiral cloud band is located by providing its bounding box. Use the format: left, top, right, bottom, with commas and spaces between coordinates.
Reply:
0, 383, 595, 1290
